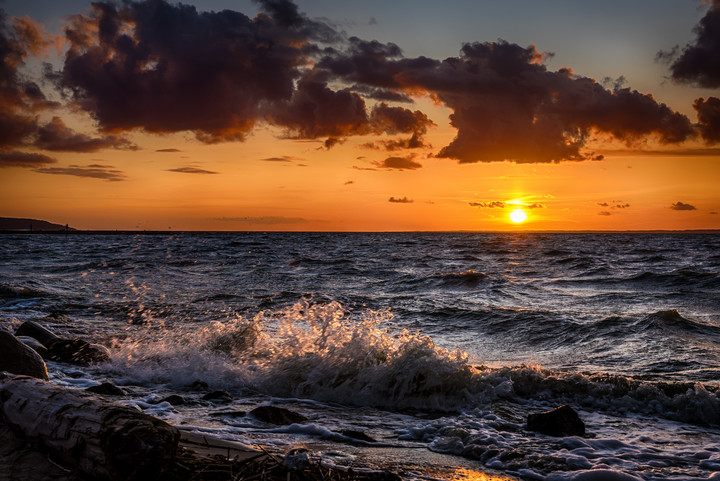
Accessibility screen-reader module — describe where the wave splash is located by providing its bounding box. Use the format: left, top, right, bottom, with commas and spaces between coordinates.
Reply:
106, 300, 720, 426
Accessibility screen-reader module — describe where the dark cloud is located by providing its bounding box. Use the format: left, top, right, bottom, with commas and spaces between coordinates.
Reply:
10, 0, 693, 163
470, 201, 544, 209
469, 201, 506, 208
261, 156, 293, 162
373, 155, 422, 170
388, 196, 413, 203
0, 150, 57, 167
660, 1, 720, 88
694, 97, 720, 143
269, 72, 369, 139
603, 146, 720, 156
34, 163, 126, 181
670, 201, 697, 211
56, 0, 313, 142
598, 201, 630, 209
322, 137, 344, 149
167, 166, 218, 174
365, 133, 428, 151
35, 117, 137, 152
156, 148, 182, 152
0, 11, 58, 150
349, 85, 412, 103
598, 211, 612, 216
344, 180, 354, 185
321, 39, 695, 163
368, 102, 434, 135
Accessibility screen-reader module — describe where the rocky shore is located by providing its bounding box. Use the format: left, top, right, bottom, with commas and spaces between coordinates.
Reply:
0, 321, 407, 481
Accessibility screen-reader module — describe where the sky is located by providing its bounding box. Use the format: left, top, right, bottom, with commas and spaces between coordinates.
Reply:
1, 0, 719, 231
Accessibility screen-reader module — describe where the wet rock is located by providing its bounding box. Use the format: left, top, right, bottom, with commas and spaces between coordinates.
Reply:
45, 338, 111, 366
16, 336, 47, 357
0, 330, 49, 380
160, 395, 186, 406
86, 382, 125, 396
249, 405, 307, 425
202, 390, 233, 402
14, 320, 60, 347
189, 380, 209, 391
527, 405, 585, 437
341, 430, 377, 443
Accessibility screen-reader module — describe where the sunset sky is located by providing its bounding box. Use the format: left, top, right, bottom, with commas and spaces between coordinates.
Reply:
1, 0, 719, 231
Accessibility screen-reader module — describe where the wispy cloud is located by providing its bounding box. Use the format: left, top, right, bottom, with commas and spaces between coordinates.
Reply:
34, 164, 126, 181
373, 155, 422, 170
670, 201, 697, 211
469, 201, 545, 209
0, 151, 57, 168
389, 196, 413, 203
167, 166, 218, 174
260, 156, 305, 163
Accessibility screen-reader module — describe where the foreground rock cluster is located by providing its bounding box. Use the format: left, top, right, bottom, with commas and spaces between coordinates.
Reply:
0, 321, 398, 481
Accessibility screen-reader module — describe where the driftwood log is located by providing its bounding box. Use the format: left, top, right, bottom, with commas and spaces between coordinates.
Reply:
0, 373, 180, 480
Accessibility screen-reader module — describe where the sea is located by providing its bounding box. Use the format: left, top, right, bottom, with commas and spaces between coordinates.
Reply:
1, 232, 719, 481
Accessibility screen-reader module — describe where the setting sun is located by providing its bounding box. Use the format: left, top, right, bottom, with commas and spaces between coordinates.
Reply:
509, 209, 528, 224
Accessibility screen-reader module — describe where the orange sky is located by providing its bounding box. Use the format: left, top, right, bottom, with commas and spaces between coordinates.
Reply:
1, 1, 719, 231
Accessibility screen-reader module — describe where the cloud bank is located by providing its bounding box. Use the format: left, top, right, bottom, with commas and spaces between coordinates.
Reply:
2, 0, 711, 165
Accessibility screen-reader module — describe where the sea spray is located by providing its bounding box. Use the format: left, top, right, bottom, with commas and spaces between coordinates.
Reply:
104, 300, 720, 426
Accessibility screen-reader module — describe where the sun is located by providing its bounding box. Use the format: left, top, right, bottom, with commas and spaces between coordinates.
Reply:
509, 209, 528, 224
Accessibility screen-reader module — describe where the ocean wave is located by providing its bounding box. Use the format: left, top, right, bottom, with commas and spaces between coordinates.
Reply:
102, 301, 720, 427
639, 309, 720, 338
435, 270, 491, 289
0, 282, 54, 301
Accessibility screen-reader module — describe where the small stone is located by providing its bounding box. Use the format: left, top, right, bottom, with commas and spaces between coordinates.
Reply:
249, 406, 307, 425
160, 395, 186, 406
283, 447, 310, 471
202, 390, 232, 402
527, 405, 585, 437
86, 382, 125, 396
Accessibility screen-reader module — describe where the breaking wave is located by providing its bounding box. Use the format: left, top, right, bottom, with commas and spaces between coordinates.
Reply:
105, 300, 720, 427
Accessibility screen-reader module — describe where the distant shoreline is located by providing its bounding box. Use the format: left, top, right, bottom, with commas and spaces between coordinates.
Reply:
1, 229, 719, 235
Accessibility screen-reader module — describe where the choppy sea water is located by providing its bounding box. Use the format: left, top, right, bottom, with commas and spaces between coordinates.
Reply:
1, 232, 719, 480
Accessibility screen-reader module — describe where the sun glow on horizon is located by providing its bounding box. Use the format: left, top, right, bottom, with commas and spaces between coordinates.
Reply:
509, 209, 529, 224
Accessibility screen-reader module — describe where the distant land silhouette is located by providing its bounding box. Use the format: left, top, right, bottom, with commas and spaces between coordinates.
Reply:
0, 217, 74, 231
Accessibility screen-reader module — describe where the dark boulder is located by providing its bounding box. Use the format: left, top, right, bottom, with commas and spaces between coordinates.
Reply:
0, 330, 49, 380
249, 405, 307, 425
527, 405, 585, 437
45, 338, 110, 365
14, 320, 59, 347
16, 336, 47, 357
86, 382, 125, 396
